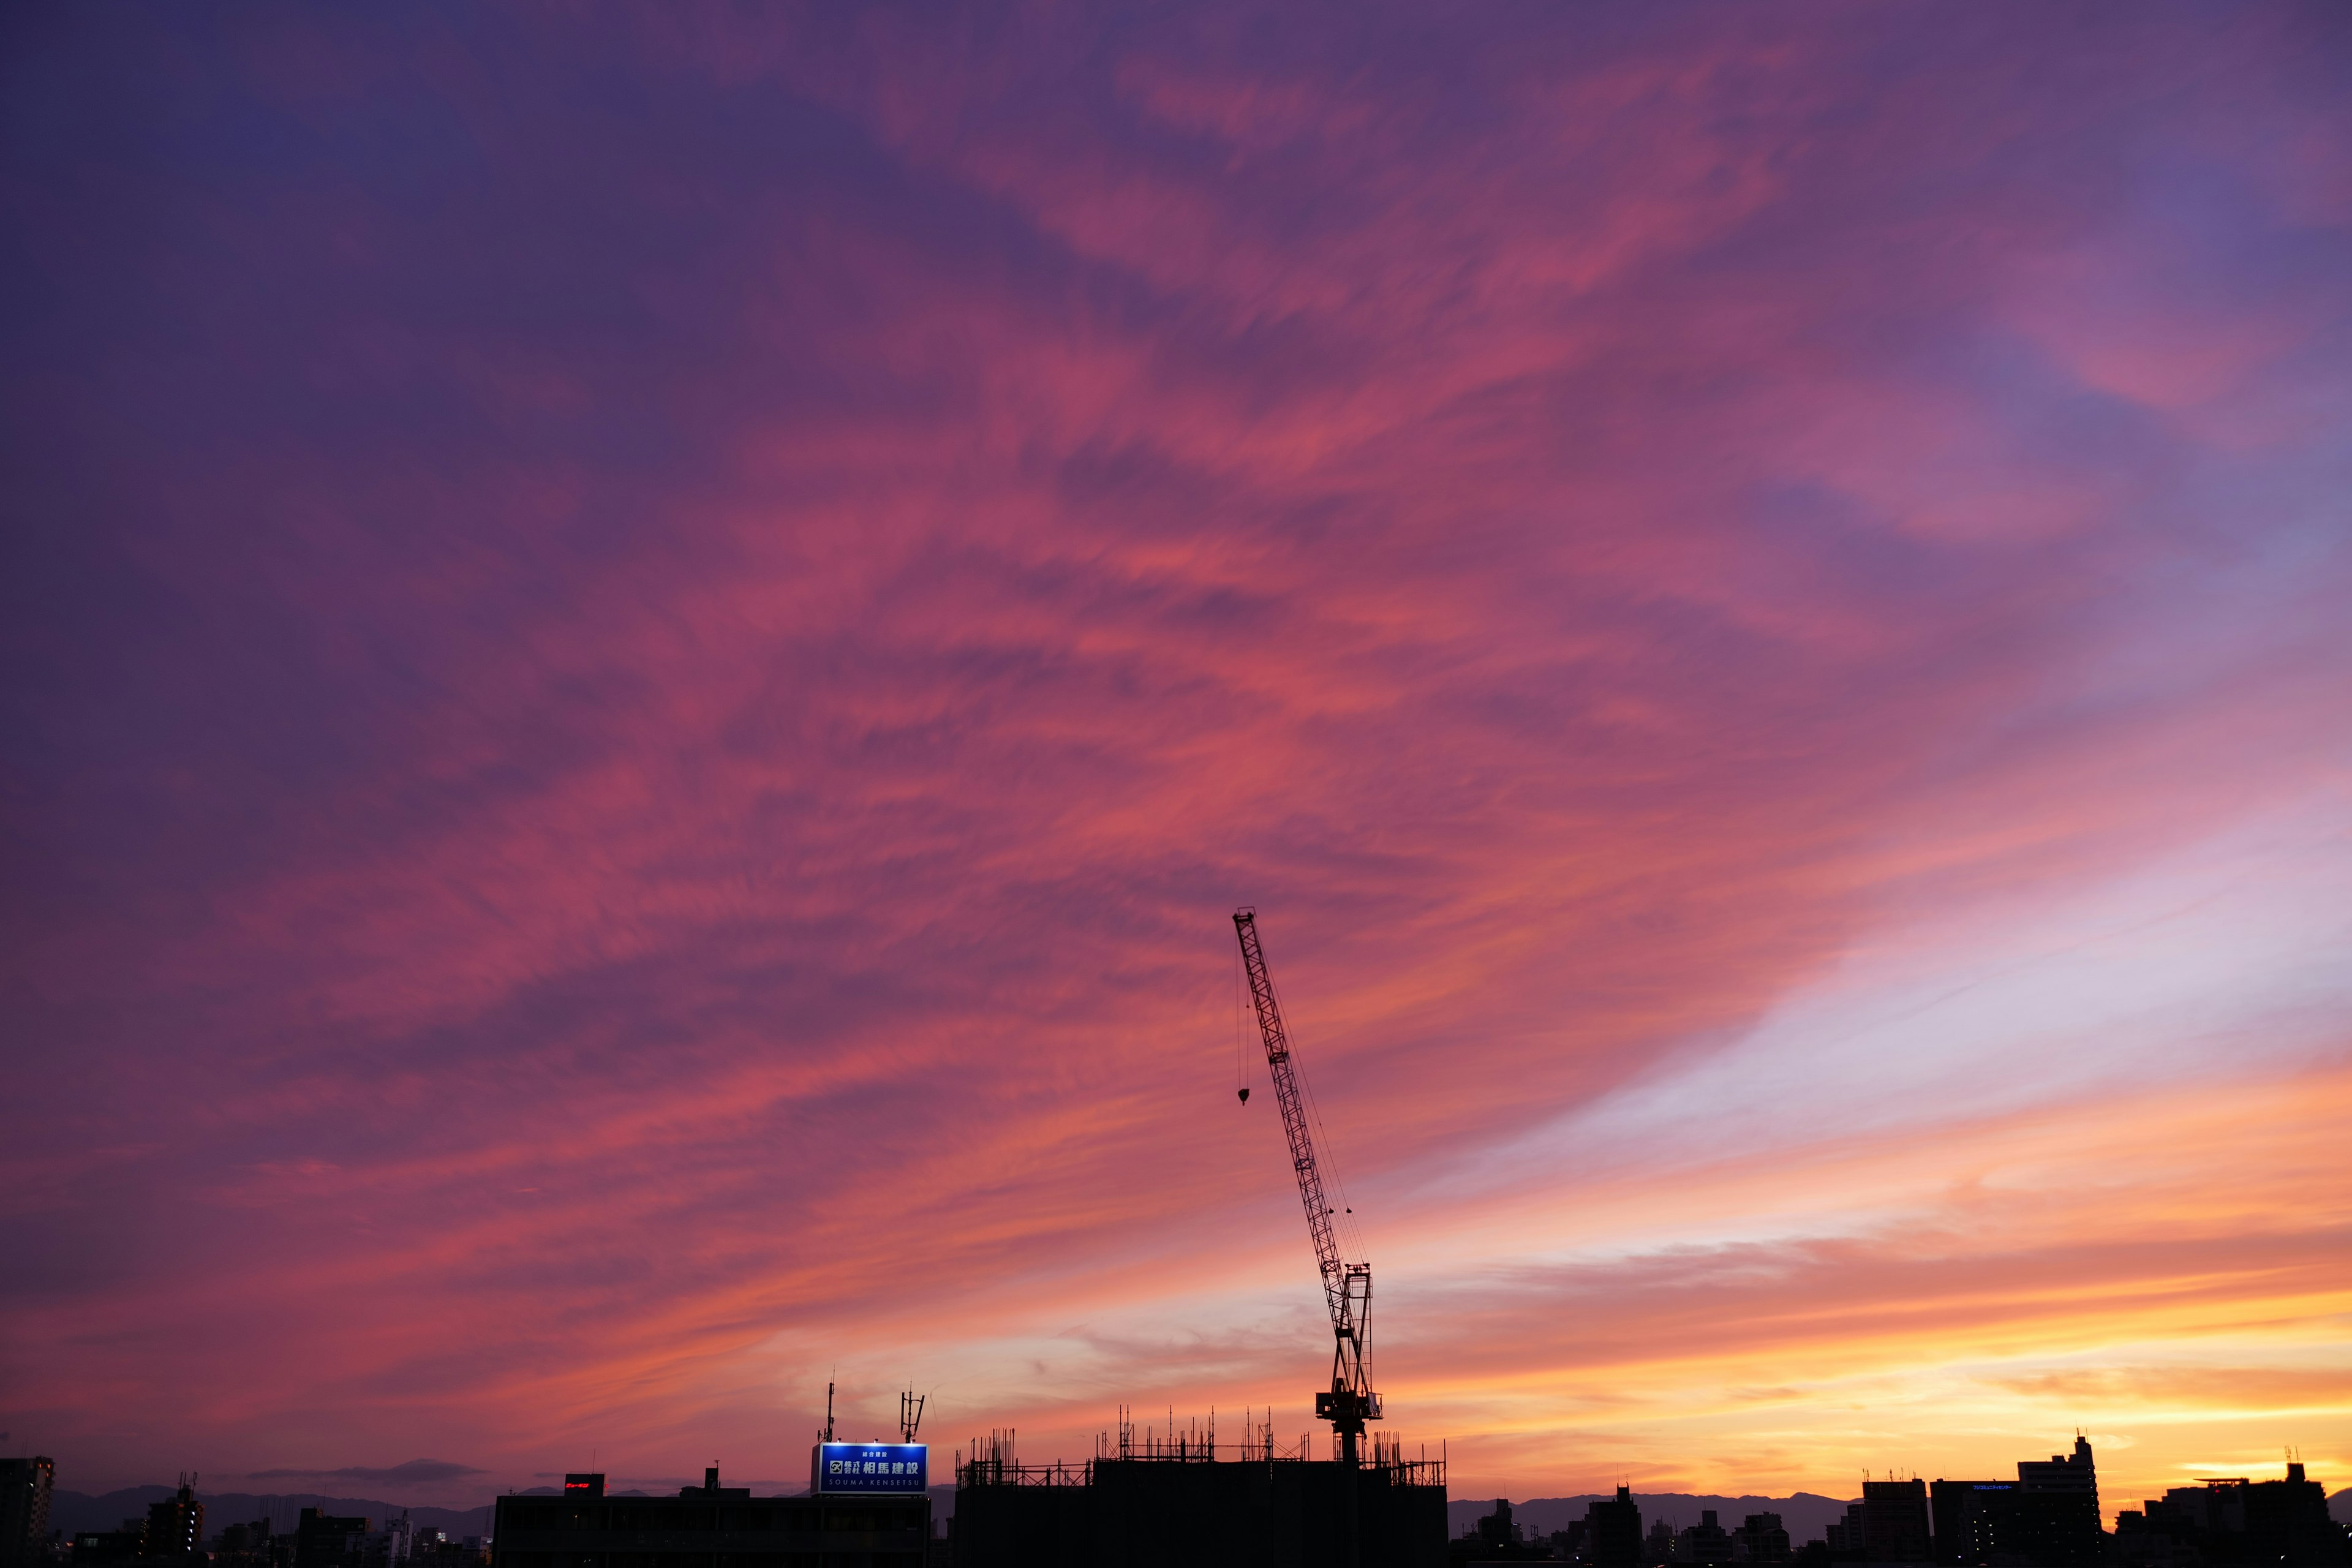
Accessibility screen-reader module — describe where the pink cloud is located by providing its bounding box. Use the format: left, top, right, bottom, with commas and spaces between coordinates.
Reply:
3, 0, 2348, 1511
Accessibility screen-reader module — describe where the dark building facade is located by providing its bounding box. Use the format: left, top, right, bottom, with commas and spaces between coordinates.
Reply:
2232, 1465, 2343, 1567
1931, 1435, 2102, 1567
2014, 1437, 2100, 1567
1928, 1483, 2018, 1566
1674, 1511, 1735, 1564
1733, 1513, 1791, 1563
1860, 1481, 1932, 1564
214, 1517, 293, 1568
1824, 1502, 1864, 1556
294, 1509, 372, 1568
491, 1469, 928, 1568
144, 1479, 205, 1560
2112, 1464, 2343, 1568
1447, 1498, 1551, 1565
0, 1459, 54, 1568
1585, 1486, 1643, 1568
74, 1526, 148, 1564
1928, 1482, 2102, 1568
952, 1454, 1446, 1568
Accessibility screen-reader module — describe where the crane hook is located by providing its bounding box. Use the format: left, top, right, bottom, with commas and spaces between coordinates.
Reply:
1237, 1087, 1250, 1104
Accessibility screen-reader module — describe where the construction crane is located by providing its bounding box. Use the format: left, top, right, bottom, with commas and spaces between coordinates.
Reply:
1233, 907, 1380, 1467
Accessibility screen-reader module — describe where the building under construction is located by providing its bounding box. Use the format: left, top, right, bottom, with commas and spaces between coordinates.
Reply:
950, 910, 1449, 1567
950, 1421, 1446, 1568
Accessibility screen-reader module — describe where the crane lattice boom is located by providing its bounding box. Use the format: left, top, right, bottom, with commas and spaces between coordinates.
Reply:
1234, 907, 1379, 1465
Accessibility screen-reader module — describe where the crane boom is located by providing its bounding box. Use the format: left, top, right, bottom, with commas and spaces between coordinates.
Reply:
1234, 907, 1379, 1465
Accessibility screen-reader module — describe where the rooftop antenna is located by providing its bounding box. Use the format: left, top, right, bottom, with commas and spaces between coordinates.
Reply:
900, 1387, 926, 1443
821, 1374, 837, 1443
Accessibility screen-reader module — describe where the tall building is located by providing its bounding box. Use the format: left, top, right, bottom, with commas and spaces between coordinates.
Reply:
2016, 1439, 2097, 1504
2016, 1436, 2102, 1566
142, 1478, 204, 1560
1586, 1485, 1644, 1568
1861, 1480, 1932, 1563
0, 1459, 55, 1568
1931, 1435, 2102, 1566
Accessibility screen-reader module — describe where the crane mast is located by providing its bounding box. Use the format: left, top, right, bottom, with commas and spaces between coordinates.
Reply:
1234, 907, 1380, 1466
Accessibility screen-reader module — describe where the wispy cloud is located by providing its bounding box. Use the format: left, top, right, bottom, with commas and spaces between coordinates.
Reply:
2, 0, 2347, 1509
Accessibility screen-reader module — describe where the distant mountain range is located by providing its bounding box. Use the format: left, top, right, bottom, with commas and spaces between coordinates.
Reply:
1446, 1493, 1857, 1545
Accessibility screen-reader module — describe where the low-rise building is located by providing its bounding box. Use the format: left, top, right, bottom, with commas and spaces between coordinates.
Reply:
1674, 1511, 1735, 1564
1733, 1513, 1790, 1562
492, 1468, 929, 1568
2111, 1463, 2339, 1568
293, 1509, 372, 1568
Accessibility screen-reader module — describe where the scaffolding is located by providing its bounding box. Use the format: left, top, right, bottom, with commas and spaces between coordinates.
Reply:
957, 1414, 1444, 1491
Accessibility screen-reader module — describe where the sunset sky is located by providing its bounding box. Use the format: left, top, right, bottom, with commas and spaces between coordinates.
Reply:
4, 1, 2349, 1516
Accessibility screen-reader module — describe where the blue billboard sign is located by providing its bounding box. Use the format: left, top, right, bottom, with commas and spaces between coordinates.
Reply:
812, 1442, 927, 1494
